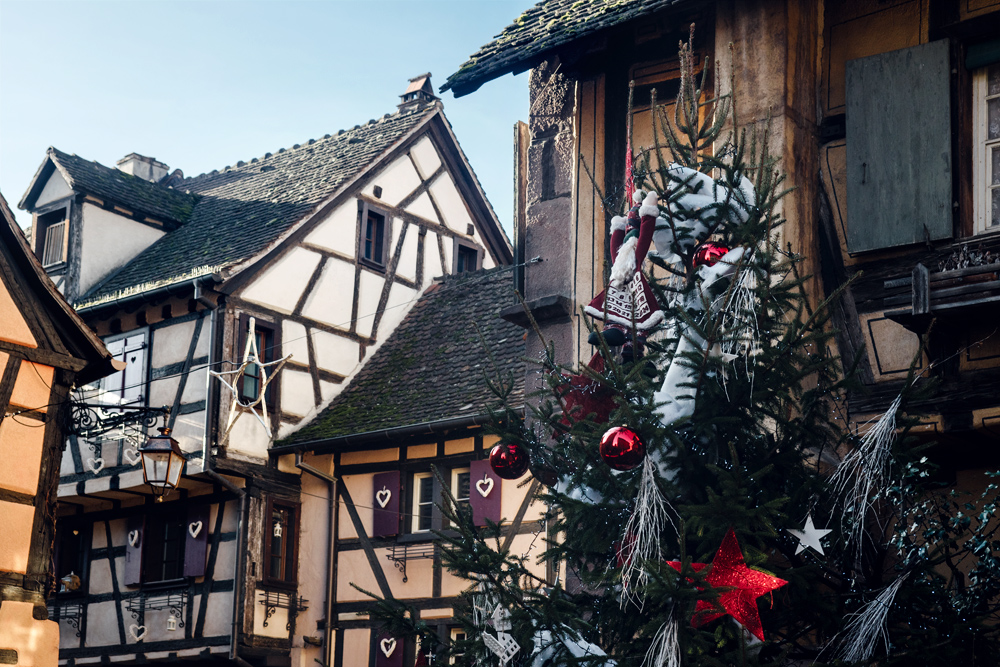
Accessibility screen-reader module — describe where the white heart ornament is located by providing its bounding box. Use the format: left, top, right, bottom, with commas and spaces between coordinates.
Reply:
188, 521, 203, 538
128, 530, 140, 547
376, 487, 392, 509
129, 624, 146, 641
380, 637, 396, 657
123, 449, 141, 466
87, 458, 105, 473
476, 475, 494, 498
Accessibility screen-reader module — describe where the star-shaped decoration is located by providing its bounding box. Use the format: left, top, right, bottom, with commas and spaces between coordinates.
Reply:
787, 514, 832, 556
668, 528, 788, 641
209, 317, 291, 446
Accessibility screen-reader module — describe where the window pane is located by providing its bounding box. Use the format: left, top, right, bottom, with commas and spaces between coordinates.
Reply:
455, 471, 470, 502
992, 188, 1000, 227
373, 214, 384, 261
419, 476, 434, 504
990, 64, 1000, 96
270, 508, 285, 579
989, 98, 1000, 141
992, 146, 1000, 186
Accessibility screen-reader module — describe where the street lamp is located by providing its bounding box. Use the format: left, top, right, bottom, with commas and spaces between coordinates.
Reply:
140, 426, 186, 501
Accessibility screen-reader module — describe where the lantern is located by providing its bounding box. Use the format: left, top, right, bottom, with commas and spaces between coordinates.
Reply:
139, 427, 186, 501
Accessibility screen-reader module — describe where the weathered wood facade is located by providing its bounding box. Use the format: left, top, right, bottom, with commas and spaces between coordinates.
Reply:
0, 192, 118, 667
18, 77, 511, 666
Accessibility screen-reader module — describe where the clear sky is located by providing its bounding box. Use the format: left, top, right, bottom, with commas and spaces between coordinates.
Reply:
0, 0, 534, 237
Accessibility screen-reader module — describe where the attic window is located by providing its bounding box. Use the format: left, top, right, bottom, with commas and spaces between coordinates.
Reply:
38, 208, 69, 268
360, 205, 388, 270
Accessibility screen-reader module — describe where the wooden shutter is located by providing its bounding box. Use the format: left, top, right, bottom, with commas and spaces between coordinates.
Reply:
372, 471, 400, 537
846, 39, 953, 253
374, 631, 403, 667
183, 505, 210, 577
120, 333, 147, 406
470, 459, 501, 527
124, 514, 144, 586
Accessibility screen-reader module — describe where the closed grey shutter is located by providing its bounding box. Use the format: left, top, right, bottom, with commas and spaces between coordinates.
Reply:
846, 39, 953, 253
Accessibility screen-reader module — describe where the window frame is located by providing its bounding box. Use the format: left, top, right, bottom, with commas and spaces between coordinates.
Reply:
263, 497, 300, 589
450, 466, 471, 524
410, 471, 435, 534
33, 200, 72, 270
142, 511, 188, 586
973, 63, 1000, 234
236, 313, 280, 406
54, 521, 90, 596
359, 201, 390, 270
452, 240, 481, 274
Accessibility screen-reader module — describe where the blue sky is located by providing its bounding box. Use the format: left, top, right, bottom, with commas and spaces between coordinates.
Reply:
0, 0, 534, 236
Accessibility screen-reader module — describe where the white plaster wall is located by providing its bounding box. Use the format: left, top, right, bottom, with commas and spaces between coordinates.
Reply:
311, 330, 359, 376
301, 258, 355, 330
442, 237, 453, 275
35, 171, 71, 208
378, 283, 418, 340
151, 319, 208, 369
148, 375, 180, 411
319, 380, 338, 402
355, 271, 384, 339
409, 136, 441, 179
304, 200, 359, 258
483, 252, 496, 269
429, 172, 474, 233
281, 369, 315, 417
227, 413, 270, 461
181, 367, 208, 404
423, 231, 442, 286
282, 320, 309, 363
79, 203, 165, 295
296, 471, 330, 646
242, 247, 322, 315
253, 589, 290, 638
363, 155, 421, 207
395, 222, 419, 282
202, 591, 233, 636
59, 445, 75, 476
388, 216, 403, 258
405, 192, 438, 224
85, 600, 120, 646
173, 408, 207, 455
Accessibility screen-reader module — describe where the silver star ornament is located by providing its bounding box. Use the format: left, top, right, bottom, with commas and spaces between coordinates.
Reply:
787, 514, 832, 555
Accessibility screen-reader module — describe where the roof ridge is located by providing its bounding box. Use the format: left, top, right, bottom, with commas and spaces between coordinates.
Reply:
184, 102, 440, 182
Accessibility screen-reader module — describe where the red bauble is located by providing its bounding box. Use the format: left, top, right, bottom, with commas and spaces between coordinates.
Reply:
599, 426, 646, 470
489, 443, 530, 480
693, 242, 730, 268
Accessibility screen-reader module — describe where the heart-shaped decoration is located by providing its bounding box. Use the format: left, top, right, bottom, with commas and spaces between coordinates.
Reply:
376, 487, 392, 509
188, 521, 203, 538
129, 624, 146, 642
128, 530, 140, 547
87, 458, 105, 473
380, 637, 396, 657
476, 475, 494, 498
123, 449, 141, 466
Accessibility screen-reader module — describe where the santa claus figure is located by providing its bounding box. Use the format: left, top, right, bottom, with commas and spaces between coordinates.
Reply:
584, 190, 664, 360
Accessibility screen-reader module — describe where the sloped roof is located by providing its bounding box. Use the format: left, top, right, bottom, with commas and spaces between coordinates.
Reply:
282, 267, 524, 445
76, 103, 438, 309
24, 148, 199, 225
442, 0, 690, 96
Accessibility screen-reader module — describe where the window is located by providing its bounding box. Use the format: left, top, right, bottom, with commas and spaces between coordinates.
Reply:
237, 314, 279, 405
54, 523, 88, 594
361, 206, 387, 268
411, 472, 435, 533
974, 63, 1000, 233
37, 208, 68, 268
264, 498, 299, 587
455, 244, 479, 273
449, 627, 468, 665
451, 467, 470, 519
100, 331, 148, 409
143, 513, 186, 583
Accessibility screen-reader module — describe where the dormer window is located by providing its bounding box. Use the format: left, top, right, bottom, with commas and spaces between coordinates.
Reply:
38, 208, 69, 268
360, 203, 388, 269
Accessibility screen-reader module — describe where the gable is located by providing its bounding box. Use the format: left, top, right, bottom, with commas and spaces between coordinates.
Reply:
35, 169, 72, 209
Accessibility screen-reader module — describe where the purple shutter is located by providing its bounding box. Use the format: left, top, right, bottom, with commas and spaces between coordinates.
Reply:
183, 505, 210, 577
470, 460, 501, 527
374, 631, 403, 667
124, 514, 144, 586
372, 471, 400, 537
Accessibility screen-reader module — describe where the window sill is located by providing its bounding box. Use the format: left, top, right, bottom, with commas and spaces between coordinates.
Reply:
141, 577, 188, 592
358, 257, 387, 273
260, 579, 297, 592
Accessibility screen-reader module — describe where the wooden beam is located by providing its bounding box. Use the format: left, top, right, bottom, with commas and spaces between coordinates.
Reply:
337, 481, 394, 600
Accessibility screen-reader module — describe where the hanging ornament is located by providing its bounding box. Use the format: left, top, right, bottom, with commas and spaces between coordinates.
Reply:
600, 426, 646, 471
483, 605, 520, 665
619, 457, 676, 606
667, 528, 787, 641
489, 443, 530, 480
834, 574, 909, 663
557, 353, 616, 432
693, 241, 730, 268
787, 514, 832, 556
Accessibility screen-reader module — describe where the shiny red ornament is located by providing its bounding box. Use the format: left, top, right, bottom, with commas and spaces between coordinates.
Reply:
693, 242, 730, 268
667, 528, 788, 641
489, 443, 530, 480
599, 426, 646, 471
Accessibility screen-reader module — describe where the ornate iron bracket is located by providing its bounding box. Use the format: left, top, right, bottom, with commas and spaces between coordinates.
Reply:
125, 590, 187, 627
48, 601, 84, 637
258, 589, 308, 631
69, 403, 170, 440
386, 542, 436, 583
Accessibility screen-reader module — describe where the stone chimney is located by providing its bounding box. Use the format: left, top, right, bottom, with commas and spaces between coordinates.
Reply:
116, 153, 169, 183
398, 73, 439, 111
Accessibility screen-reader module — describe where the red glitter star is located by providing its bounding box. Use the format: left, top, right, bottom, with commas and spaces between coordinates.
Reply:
667, 528, 788, 641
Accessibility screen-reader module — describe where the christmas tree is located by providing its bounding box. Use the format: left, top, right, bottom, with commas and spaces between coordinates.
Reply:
366, 34, 1000, 666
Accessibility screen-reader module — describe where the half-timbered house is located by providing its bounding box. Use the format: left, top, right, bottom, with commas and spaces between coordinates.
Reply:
272, 265, 534, 667
18, 75, 511, 666
0, 191, 120, 667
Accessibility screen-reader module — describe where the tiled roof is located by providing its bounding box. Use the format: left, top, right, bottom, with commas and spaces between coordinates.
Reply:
282, 267, 524, 444
442, 0, 690, 96
76, 103, 438, 308
49, 148, 199, 225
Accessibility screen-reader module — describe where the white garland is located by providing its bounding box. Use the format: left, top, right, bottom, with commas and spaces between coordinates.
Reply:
620, 457, 676, 607
836, 573, 909, 663
641, 616, 681, 667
